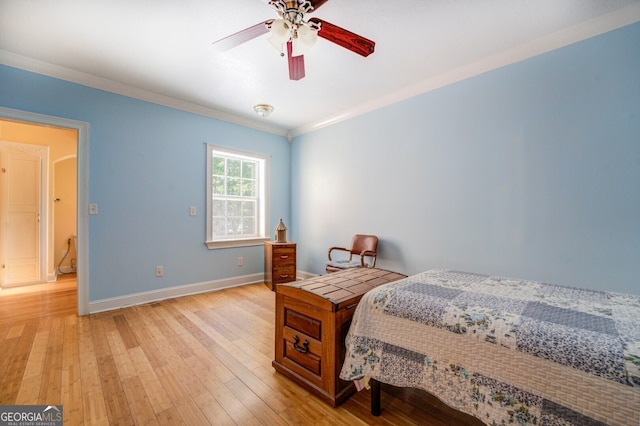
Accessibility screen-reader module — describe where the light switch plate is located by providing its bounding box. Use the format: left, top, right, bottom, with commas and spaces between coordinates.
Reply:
89, 204, 98, 215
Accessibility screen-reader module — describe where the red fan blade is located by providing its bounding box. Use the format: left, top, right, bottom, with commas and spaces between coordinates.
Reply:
287, 41, 305, 80
309, 18, 375, 57
310, 0, 330, 10
212, 20, 273, 50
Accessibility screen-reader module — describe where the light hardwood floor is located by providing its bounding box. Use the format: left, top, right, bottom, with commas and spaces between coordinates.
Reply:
0, 277, 481, 425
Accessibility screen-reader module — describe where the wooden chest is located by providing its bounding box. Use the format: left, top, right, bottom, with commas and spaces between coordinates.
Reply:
272, 268, 407, 406
264, 241, 296, 290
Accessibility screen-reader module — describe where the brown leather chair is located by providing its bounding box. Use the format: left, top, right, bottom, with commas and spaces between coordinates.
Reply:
326, 234, 378, 273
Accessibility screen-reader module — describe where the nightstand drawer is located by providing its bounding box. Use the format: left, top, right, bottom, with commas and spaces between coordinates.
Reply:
272, 247, 295, 263
273, 265, 295, 284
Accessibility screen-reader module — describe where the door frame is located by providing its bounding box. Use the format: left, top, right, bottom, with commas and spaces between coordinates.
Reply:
0, 106, 89, 316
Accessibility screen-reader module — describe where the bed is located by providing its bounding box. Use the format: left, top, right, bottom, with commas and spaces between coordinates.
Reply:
339, 269, 640, 425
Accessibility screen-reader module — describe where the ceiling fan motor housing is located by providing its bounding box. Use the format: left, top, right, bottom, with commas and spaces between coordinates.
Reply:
270, 0, 315, 25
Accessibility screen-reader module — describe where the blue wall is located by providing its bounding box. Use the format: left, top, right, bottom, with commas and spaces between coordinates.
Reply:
291, 22, 640, 294
0, 66, 291, 301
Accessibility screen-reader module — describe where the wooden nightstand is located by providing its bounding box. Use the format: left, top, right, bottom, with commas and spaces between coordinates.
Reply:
264, 241, 296, 290
272, 268, 407, 406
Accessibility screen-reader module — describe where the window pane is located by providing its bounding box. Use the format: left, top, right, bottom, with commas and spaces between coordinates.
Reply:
212, 157, 225, 176
212, 176, 225, 195
227, 178, 241, 196
242, 217, 256, 235
227, 159, 241, 177
242, 180, 256, 197
213, 217, 226, 237
228, 217, 241, 235
242, 162, 256, 179
213, 200, 225, 216
228, 200, 242, 216
242, 200, 255, 216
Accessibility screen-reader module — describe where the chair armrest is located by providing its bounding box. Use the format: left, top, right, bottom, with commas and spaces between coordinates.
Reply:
328, 246, 349, 261
359, 250, 377, 267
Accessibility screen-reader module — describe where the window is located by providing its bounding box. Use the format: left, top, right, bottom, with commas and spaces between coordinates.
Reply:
206, 144, 269, 249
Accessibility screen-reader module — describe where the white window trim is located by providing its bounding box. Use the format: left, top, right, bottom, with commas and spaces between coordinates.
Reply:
205, 144, 270, 249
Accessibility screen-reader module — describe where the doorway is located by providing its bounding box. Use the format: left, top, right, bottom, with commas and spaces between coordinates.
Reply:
0, 107, 89, 316
53, 156, 78, 277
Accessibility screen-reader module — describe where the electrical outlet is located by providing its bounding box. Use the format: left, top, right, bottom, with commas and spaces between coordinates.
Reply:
189, 206, 196, 216
237, 257, 243, 267
89, 204, 99, 215
155, 265, 164, 277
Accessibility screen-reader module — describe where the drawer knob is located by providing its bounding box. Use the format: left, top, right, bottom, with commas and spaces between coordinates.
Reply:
293, 335, 309, 354
280, 255, 289, 259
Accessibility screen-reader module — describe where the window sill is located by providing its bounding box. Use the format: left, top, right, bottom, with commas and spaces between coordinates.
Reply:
206, 237, 271, 250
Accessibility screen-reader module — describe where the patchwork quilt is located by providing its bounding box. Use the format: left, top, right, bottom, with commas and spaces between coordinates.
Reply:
340, 269, 640, 425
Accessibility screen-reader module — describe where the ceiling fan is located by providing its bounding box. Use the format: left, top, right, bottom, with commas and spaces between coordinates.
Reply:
211, 0, 375, 80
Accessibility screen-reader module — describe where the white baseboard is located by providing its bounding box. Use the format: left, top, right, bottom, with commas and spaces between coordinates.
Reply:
88, 272, 265, 314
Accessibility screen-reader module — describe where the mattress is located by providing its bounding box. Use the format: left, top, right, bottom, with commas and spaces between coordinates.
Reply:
339, 269, 640, 425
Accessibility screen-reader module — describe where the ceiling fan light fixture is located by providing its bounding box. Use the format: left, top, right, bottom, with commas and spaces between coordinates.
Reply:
267, 19, 291, 52
253, 104, 274, 118
291, 25, 318, 56
267, 1, 318, 57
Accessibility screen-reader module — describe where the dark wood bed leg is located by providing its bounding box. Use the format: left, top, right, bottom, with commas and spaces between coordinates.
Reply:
371, 378, 381, 416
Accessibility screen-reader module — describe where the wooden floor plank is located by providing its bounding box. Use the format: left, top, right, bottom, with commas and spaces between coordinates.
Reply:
192, 391, 237, 426
154, 406, 183, 426
81, 391, 110, 426
77, 317, 110, 425
128, 347, 173, 414
39, 316, 64, 405
61, 317, 84, 425
187, 359, 259, 425
78, 317, 105, 395
15, 324, 49, 404
224, 377, 289, 426
97, 354, 134, 424
0, 319, 39, 404
154, 365, 192, 406
113, 314, 139, 350
121, 375, 160, 425
0, 336, 20, 380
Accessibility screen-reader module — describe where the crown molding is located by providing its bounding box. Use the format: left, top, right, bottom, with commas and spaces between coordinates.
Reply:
0, 50, 289, 138
289, 3, 640, 139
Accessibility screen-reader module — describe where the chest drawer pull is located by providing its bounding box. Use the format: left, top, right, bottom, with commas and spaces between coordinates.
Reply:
279, 255, 290, 259
293, 335, 309, 354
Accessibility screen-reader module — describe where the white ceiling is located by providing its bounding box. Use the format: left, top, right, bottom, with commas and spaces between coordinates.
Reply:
1, 0, 639, 138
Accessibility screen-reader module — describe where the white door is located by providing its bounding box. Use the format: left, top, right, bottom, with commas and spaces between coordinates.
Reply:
0, 146, 42, 286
